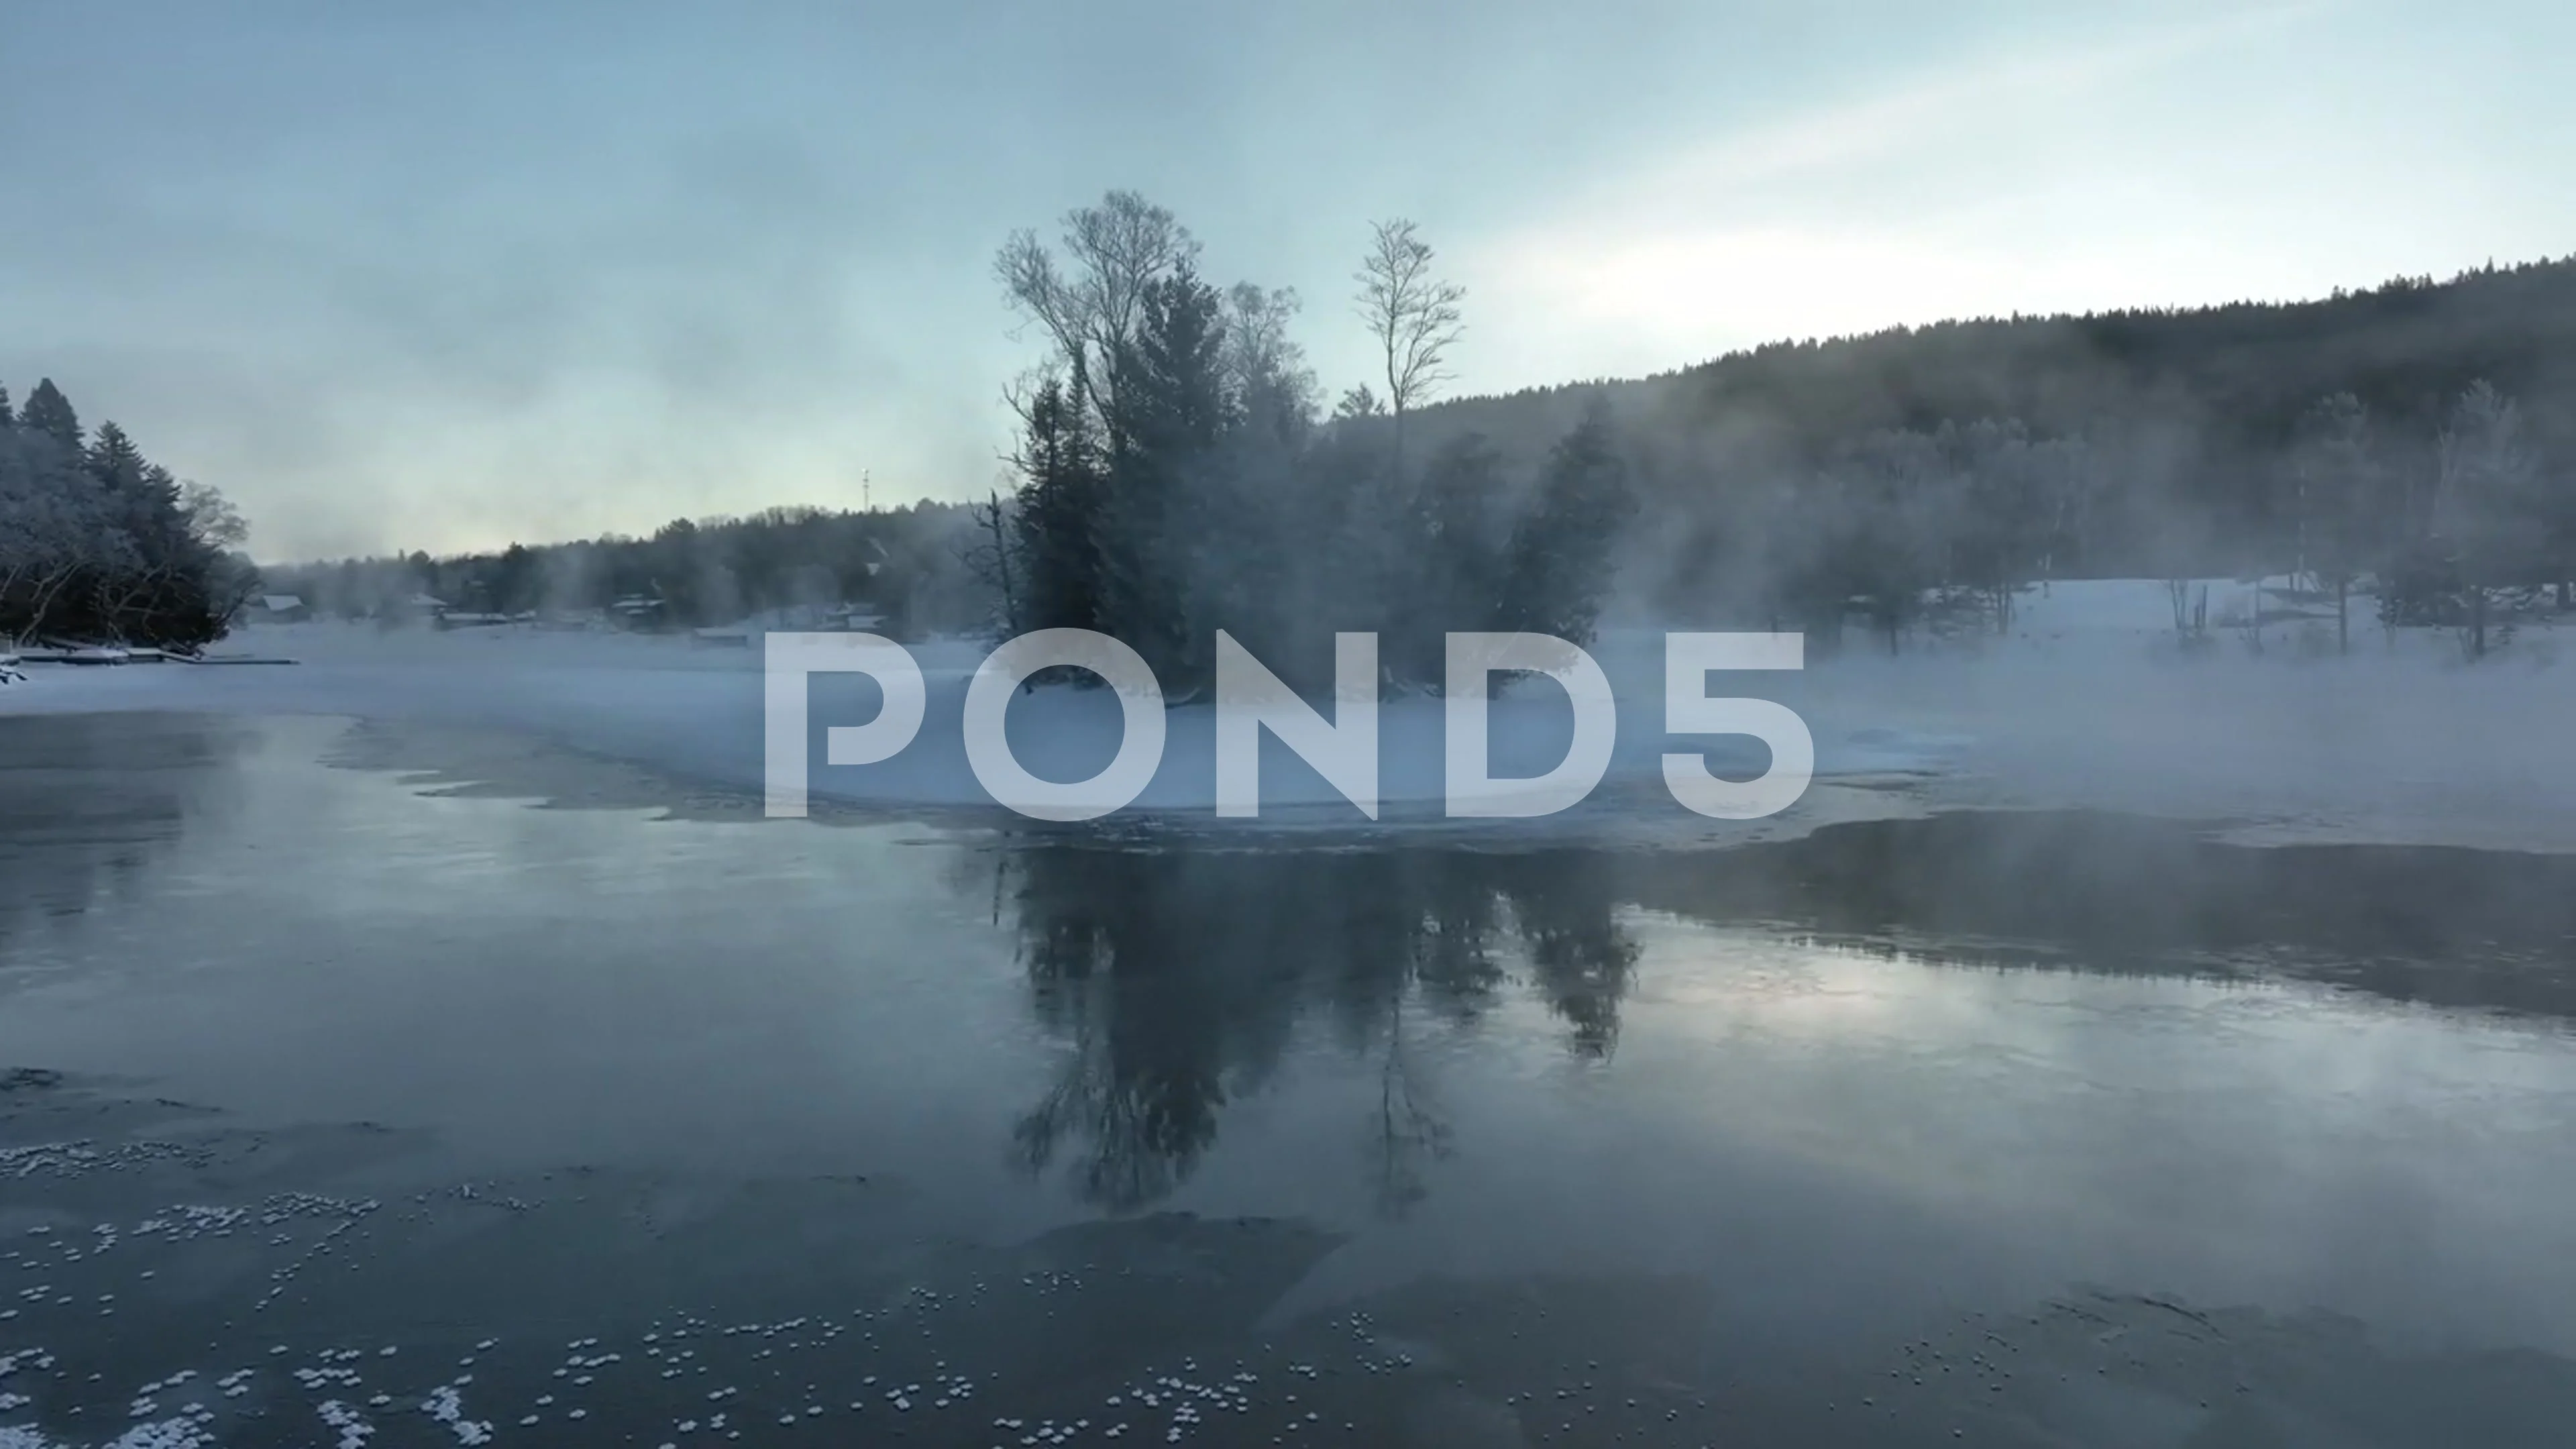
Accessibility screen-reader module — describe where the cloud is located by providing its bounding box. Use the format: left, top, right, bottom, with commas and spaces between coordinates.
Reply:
13, 0, 2573, 559
1454, 1, 2576, 385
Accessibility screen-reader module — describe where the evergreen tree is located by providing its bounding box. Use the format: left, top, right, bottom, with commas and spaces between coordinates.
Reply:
985, 194, 1638, 696
2434, 380, 2544, 657
19, 378, 80, 450
85, 420, 145, 488
1497, 405, 1638, 645
1097, 260, 1228, 688
1829, 429, 1947, 652
1388, 433, 1509, 680
2286, 392, 2382, 651
1940, 419, 2047, 633
1010, 374, 1108, 635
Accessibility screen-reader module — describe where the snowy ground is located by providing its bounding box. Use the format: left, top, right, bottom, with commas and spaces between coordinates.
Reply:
3, 580, 2569, 851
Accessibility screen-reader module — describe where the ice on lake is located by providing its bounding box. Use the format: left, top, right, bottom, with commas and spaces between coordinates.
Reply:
5, 706, 2576, 1444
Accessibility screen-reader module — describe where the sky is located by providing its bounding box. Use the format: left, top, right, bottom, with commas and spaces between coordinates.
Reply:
3, 0, 2570, 561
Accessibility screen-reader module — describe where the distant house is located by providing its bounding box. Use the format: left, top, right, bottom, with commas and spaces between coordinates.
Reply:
253, 594, 311, 624
609, 594, 669, 631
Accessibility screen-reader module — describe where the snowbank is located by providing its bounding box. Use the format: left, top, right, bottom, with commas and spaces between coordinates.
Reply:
4, 584, 2570, 851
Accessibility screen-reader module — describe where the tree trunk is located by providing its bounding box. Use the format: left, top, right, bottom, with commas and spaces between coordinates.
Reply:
981, 491, 1020, 633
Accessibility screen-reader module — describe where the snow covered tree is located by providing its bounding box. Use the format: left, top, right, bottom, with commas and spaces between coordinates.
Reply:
1, 422, 127, 642
0, 381, 253, 648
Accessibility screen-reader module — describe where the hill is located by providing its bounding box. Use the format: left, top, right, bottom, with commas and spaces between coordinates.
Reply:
1408, 254, 2576, 591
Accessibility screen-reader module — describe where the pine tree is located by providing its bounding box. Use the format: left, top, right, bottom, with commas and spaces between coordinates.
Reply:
1387, 433, 1509, 681
1097, 261, 1227, 688
2434, 380, 2543, 657
85, 421, 146, 488
19, 379, 79, 450
2288, 392, 2381, 652
1497, 405, 1637, 645
1010, 374, 1108, 636
0, 384, 13, 431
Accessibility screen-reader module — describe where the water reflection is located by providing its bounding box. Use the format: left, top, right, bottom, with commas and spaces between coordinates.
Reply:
990, 816, 2576, 1217
0, 712, 249, 955
9, 714, 2576, 1232
1623, 811, 2576, 1015
1002, 849, 1641, 1212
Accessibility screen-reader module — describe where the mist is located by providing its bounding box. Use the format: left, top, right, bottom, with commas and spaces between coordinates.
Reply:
14, 11, 2576, 1448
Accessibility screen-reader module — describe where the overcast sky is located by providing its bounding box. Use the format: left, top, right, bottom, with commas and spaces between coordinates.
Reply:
4, 1, 2569, 559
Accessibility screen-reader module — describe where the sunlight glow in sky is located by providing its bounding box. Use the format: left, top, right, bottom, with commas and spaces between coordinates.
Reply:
3, 1, 2568, 559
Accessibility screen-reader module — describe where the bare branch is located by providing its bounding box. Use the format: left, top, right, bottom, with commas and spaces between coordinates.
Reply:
1354, 218, 1467, 427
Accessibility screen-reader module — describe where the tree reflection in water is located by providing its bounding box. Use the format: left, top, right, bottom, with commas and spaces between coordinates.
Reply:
991, 811, 2576, 1218
0, 713, 247, 957
1000, 847, 1640, 1216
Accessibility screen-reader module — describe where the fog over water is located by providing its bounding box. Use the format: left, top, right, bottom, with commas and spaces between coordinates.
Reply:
9, 7, 2576, 1446
5, 712, 2576, 1446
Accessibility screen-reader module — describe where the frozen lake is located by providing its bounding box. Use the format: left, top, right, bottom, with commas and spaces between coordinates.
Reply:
5, 710, 2576, 1447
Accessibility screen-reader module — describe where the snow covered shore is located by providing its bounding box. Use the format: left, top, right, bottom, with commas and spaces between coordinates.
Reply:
4, 580, 2569, 851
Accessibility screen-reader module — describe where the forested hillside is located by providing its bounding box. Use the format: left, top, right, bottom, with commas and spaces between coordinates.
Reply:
1412, 256, 2576, 617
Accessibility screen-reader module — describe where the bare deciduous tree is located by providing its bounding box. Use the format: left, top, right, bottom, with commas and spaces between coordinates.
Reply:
1354, 219, 1465, 469
180, 480, 250, 551
996, 190, 1199, 425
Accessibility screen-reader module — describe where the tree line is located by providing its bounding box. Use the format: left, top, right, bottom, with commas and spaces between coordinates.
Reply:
262, 501, 992, 636
252, 234, 2576, 668
1739, 375, 2573, 657
1401, 256, 2576, 645
0, 378, 256, 649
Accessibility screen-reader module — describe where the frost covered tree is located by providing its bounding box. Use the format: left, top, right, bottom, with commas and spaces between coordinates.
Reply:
0, 380, 252, 648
